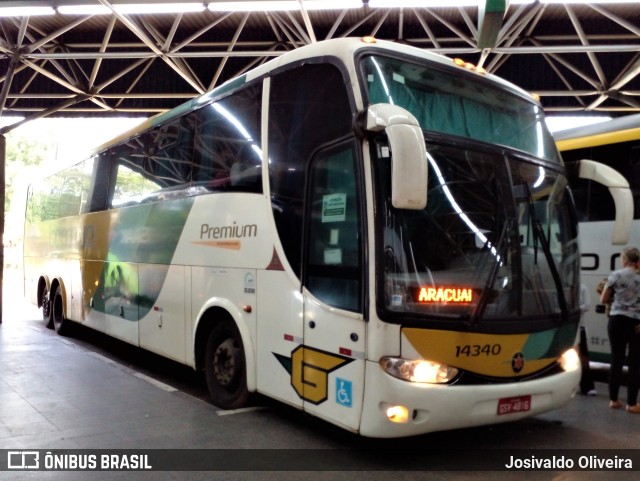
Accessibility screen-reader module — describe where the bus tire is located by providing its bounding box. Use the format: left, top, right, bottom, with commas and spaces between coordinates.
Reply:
204, 319, 249, 409
52, 285, 72, 336
41, 283, 53, 329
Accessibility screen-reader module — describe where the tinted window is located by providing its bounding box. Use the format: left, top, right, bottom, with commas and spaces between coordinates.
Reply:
306, 143, 362, 312
193, 84, 263, 193
268, 63, 353, 276
110, 116, 195, 207
28, 161, 85, 221
361, 55, 560, 164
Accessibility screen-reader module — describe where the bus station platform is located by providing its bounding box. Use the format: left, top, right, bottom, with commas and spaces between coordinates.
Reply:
2, 281, 640, 480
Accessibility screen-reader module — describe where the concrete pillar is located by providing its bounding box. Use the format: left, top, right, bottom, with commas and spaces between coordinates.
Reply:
0, 134, 5, 324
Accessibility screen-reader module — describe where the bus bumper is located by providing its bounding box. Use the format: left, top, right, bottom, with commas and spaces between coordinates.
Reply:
358, 359, 580, 438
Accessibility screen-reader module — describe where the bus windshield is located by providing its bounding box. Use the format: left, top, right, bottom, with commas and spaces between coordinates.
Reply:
361, 54, 560, 164
375, 139, 580, 323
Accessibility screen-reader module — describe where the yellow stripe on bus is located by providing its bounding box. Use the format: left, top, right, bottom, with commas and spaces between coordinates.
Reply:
403, 328, 555, 377
556, 126, 640, 151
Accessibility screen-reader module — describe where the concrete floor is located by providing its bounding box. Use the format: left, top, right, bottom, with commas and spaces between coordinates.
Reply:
2, 270, 640, 481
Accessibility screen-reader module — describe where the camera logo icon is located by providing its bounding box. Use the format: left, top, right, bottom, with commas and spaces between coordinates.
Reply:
7, 451, 40, 469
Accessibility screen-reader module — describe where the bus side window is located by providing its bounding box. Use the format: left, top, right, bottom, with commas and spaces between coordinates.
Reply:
268, 63, 353, 277
88, 152, 115, 212
37, 176, 59, 221
39, 167, 84, 220
25, 185, 39, 223
193, 84, 262, 193
107, 116, 195, 207
79, 157, 94, 214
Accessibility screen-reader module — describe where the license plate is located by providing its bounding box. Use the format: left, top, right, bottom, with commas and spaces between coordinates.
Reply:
497, 395, 531, 415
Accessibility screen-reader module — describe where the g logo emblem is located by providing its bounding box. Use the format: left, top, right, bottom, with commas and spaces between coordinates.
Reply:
290, 346, 352, 404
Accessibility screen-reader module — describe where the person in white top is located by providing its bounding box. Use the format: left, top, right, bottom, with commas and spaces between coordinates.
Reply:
600, 246, 640, 413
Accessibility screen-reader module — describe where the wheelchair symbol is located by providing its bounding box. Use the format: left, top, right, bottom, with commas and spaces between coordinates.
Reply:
336, 378, 352, 408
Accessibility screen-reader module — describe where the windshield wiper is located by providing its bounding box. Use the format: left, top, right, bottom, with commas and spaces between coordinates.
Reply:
523, 184, 568, 325
468, 219, 512, 327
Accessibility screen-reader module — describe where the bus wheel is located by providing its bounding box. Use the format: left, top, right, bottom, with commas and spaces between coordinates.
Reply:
41, 284, 53, 329
52, 285, 72, 336
204, 320, 249, 409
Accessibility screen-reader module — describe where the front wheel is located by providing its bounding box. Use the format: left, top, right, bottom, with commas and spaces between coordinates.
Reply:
204, 320, 249, 409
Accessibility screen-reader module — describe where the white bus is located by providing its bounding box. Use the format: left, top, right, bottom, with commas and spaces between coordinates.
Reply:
556, 115, 639, 363
25, 37, 584, 438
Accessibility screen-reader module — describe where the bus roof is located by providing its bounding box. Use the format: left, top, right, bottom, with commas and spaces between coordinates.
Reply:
89, 37, 540, 157
555, 113, 640, 151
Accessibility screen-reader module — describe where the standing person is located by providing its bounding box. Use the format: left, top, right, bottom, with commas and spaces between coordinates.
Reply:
579, 283, 597, 395
600, 246, 640, 413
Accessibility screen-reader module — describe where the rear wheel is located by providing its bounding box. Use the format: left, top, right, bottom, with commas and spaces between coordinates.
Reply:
41, 284, 53, 329
52, 285, 72, 336
204, 319, 249, 409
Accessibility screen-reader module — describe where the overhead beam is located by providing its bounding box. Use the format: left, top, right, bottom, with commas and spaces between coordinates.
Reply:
565, 4, 606, 88
16, 44, 640, 62
208, 12, 250, 91
96, 0, 204, 94
0, 94, 90, 135
477, 0, 506, 67
1, 2, 640, 116
297, 0, 317, 44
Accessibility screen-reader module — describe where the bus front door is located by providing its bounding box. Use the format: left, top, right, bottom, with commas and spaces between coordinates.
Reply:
300, 144, 366, 431
302, 292, 366, 432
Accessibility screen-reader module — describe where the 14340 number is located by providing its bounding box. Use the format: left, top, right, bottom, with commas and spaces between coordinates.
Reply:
455, 344, 502, 357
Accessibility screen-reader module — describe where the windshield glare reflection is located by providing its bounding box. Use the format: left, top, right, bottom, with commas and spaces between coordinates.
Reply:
361, 55, 560, 165
378, 141, 579, 323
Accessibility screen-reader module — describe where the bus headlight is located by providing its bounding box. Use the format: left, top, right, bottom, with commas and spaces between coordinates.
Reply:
380, 357, 458, 383
560, 348, 580, 372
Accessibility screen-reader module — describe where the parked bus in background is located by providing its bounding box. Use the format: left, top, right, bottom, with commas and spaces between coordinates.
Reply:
25, 37, 587, 438
556, 114, 638, 363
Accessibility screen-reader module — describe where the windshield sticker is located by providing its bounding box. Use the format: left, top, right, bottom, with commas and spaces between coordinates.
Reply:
322, 193, 346, 223
324, 248, 342, 265
392, 72, 405, 84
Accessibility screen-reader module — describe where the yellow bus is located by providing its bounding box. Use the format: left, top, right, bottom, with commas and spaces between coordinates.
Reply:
25, 37, 584, 437
556, 115, 638, 363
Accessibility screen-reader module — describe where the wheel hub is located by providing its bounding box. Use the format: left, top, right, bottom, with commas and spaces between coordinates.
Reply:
213, 338, 238, 386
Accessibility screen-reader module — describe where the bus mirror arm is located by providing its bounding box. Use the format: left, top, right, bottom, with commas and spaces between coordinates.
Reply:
578, 159, 633, 245
361, 104, 428, 210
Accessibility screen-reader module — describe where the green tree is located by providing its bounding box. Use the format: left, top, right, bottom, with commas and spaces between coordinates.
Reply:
5, 130, 54, 212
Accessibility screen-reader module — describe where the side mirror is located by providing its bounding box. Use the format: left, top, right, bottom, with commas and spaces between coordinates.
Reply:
578, 159, 633, 245
365, 104, 428, 210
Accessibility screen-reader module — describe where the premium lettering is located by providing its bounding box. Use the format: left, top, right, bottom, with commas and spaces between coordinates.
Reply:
200, 221, 257, 240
